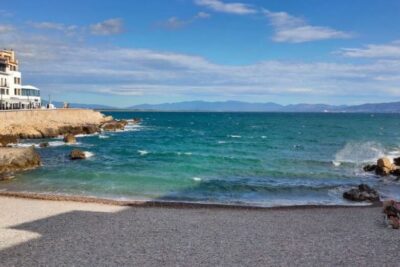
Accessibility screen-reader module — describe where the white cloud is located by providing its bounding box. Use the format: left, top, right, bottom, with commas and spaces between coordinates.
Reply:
160, 12, 211, 29
339, 41, 400, 58
90, 18, 124, 35
0, 24, 15, 34
264, 9, 352, 43
194, 0, 256, 15
2, 27, 400, 103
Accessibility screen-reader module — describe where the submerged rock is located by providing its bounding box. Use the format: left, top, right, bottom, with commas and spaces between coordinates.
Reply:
70, 149, 86, 160
0, 135, 18, 147
343, 184, 380, 202
63, 134, 76, 144
39, 142, 49, 148
0, 147, 41, 174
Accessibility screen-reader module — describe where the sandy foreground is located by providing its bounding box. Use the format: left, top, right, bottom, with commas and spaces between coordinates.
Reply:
0, 196, 399, 266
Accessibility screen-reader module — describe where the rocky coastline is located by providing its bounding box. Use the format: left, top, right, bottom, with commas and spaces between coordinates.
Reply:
0, 109, 138, 177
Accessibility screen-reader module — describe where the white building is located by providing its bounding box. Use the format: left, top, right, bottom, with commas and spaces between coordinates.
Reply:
0, 49, 41, 110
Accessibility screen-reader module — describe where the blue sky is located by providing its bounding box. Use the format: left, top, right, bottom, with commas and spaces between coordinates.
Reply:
1, 0, 400, 107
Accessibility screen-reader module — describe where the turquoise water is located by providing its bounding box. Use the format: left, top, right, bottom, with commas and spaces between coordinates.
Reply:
2, 112, 400, 206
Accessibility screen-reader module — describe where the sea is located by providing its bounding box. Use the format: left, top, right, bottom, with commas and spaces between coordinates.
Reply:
2, 112, 400, 207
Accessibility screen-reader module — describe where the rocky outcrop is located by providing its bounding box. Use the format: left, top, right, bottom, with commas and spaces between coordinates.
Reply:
0, 147, 41, 174
63, 134, 76, 144
0, 135, 18, 147
394, 157, 400, 167
363, 157, 400, 177
101, 120, 128, 131
343, 184, 380, 202
70, 149, 86, 160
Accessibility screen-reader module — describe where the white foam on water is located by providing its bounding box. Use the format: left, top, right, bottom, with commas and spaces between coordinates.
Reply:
177, 152, 192, 156
13, 143, 39, 148
229, 135, 241, 138
192, 177, 202, 182
48, 141, 67, 147
261, 136, 267, 139
75, 133, 99, 138
333, 141, 386, 166
84, 151, 95, 158
332, 161, 341, 167
217, 141, 227, 144
99, 135, 109, 139
138, 150, 149, 156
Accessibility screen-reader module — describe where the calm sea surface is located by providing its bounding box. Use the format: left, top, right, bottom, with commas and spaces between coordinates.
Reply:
2, 112, 400, 207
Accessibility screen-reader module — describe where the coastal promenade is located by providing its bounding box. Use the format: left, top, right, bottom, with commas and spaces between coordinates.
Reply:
0, 196, 399, 266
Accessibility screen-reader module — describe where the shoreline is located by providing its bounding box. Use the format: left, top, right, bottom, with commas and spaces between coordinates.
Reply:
0, 190, 380, 210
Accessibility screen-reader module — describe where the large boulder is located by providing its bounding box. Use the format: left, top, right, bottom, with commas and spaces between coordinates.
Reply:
376, 157, 395, 176
0, 135, 18, 147
0, 147, 41, 174
70, 149, 86, 160
63, 134, 76, 144
343, 184, 380, 202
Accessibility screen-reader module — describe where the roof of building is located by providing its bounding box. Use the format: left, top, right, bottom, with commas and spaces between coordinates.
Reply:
21, 85, 40, 90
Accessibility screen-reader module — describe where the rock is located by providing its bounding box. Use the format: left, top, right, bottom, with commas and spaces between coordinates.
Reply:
376, 157, 394, 176
70, 149, 86, 160
0, 172, 15, 181
394, 157, 400, 167
82, 125, 100, 134
63, 134, 76, 144
343, 184, 380, 202
363, 164, 377, 172
390, 168, 400, 177
132, 118, 141, 124
39, 142, 49, 148
0, 135, 18, 147
0, 147, 41, 173
101, 120, 126, 131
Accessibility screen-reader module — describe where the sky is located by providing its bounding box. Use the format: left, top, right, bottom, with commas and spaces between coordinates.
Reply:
1, 0, 400, 107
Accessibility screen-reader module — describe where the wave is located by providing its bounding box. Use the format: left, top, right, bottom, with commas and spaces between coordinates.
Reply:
84, 151, 95, 158
333, 141, 386, 166
229, 135, 241, 138
138, 150, 149, 156
99, 135, 109, 139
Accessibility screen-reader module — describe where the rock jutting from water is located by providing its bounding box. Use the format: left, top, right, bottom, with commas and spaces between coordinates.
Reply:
63, 134, 77, 144
70, 149, 86, 160
343, 184, 380, 202
100, 120, 128, 131
0, 147, 41, 175
363, 157, 400, 177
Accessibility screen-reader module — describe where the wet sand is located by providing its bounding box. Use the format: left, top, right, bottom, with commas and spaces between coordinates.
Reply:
0, 196, 399, 266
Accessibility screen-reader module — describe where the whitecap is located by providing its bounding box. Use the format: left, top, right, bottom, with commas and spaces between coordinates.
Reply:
261, 136, 267, 139
229, 135, 241, 138
75, 133, 99, 138
84, 151, 94, 158
217, 141, 227, 144
138, 150, 149, 156
333, 141, 385, 166
99, 135, 109, 139
332, 161, 341, 167
48, 141, 67, 147
192, 177, 202, 182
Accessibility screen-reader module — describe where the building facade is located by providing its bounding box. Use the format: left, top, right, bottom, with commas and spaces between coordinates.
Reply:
0, 49, 41, 110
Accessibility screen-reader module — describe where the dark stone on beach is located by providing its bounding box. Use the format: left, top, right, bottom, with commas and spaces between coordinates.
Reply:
39, 142, 49, 148
394, 157, 400, 167
70, 149, 86, 160
343, 184, 380, 202
63, 134, 76, 144
363, 164, 377, 172
101, 120, 126, 131
0, 135, 18, 147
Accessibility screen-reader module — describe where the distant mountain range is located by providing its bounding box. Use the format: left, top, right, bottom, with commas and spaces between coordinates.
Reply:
46, 100, 400, 113
128, 100, 400, 113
